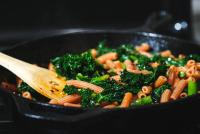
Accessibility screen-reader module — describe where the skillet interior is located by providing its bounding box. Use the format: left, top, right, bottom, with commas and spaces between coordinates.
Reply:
1, 31, 200, 133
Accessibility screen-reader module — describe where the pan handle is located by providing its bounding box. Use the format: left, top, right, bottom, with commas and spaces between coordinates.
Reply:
135, 11, 172, 32
11, 94, 113, 123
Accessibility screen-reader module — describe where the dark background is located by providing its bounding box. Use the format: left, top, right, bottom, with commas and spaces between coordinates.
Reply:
0, 0, 193, 45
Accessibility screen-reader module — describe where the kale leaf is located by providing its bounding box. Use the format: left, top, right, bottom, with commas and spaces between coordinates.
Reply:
51, 51, 104, 79
130, 54, 153, 71
63, 85, 79, 95
18, 82, 36, 94
116, 44, 135, 61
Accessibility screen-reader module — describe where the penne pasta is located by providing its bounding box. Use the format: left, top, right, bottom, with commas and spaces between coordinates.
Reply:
186, 65, 197, 77
137, 91, 146, 99
150, 62, 160, 68
170, 80, 187, 100
66, 80, 104, 93
160, 89, 171, 103
167, 66, 177, 86
97, 52, 118, 64
135, 43, 150, 52
22, 91, 32, 100
124, 59, 136, 71
57, 94, 81, 105
186, 77, 196, 83
179, 92, 188, 99
186, 60, 196, 68
142, 86, 152, 95
63, 103, 81, 108
172, 78, 180, 89
105, 60, 115, 69
128, 69, 152, 75
49, 99, 58, 105
154, 76, 167, 88
120, 92, 133, 108
91, 49, 97, 58
160, 50, 172, 57
197, 63, 200, 70
110, 75, 121, 82
193, 71, 200, 79
103, 104, 116, 109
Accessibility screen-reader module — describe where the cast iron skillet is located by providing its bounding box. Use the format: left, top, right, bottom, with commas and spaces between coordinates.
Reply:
1, 12, 200, 133
1, 30, 200, 133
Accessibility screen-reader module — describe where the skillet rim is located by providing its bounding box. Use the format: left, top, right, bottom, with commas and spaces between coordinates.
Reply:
1, 29, 200, 118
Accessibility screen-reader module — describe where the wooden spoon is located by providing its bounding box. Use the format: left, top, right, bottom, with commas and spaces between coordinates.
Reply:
0, 52, 66, 100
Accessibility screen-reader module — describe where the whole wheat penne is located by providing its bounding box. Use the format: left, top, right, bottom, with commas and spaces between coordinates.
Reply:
66, 80, 104, 93
49, 99, 58, 105
113, 68, 123, 75
177, 66, 187, 73
186, 65, 197, 77
97, 52, 118, 64
170, 80, 187, 100
113, 61, 123, 69
63, 102, 81, 108
120, 92, 133, 108
160, 89, 171, 103
22, 91, 32, 100
160, 50, 172, 57
135, 43, 150, 52
186, 77, 196, 83
150, 62, 160, 68
57, 94, 81, 105
103, 64, 109, 69
179, 92, 188, 98
105, 60, 115, 69
142, 86, 152, 94
124, 59, 136, 71
103, 104, 116, 109
128, 69, 152, 75
197, 63, 200, 70
173, 78, 180, 89
110, 75, 121, 82
168, 66, 177, 85
91, 49, 97, 58
186, 60, 196, 68
193, 71, 200, 79
154, 76, 167, 88
137, 91, 146, 99
178, 54, 186, 59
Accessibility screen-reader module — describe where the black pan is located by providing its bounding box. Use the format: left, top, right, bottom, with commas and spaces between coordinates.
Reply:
1, 30, 200, 134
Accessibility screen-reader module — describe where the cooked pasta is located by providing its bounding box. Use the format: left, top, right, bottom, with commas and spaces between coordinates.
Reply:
154, 76, 167, 88
170, 80, 187, 100
179, 92, 188, 98
97, 52, 118, 64
137, 91, 146, 99
22, 91, 32, 100
12, 41, 200, 108
160, 89, 171, 103
63, 103, 81, 108
142, 86, 152, 95
120, 92, 133, 108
